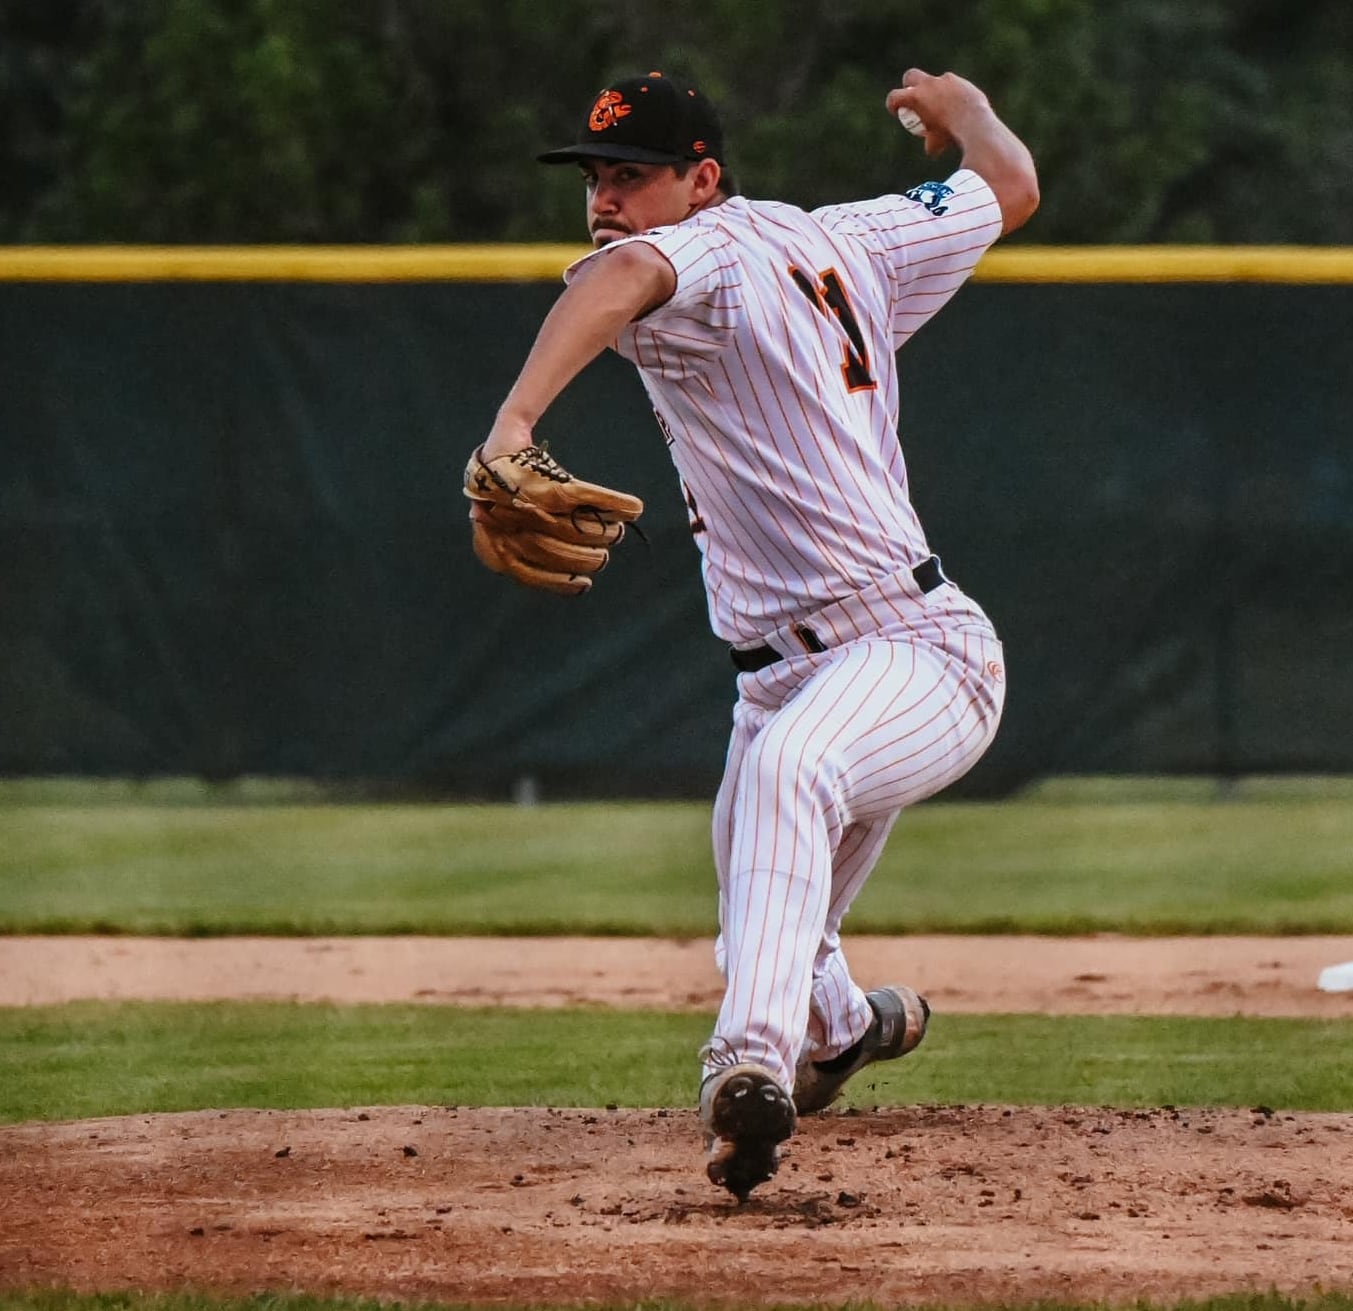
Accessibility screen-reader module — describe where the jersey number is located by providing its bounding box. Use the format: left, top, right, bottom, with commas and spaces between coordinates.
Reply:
788, 266, 877, 393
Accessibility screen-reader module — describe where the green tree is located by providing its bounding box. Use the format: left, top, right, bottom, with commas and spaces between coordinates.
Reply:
23, 0, 423, 241
0, 0, 91, 241
0, 0, 1349, 243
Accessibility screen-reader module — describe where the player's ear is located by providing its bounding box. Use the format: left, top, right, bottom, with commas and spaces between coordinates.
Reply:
690, 157, 724, 200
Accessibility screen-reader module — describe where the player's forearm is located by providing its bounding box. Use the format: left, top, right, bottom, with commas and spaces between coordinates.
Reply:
952, 107, 1039, 235
484, 246, 673, 459
496, 284, 635, 431
888, 71, 1040, 236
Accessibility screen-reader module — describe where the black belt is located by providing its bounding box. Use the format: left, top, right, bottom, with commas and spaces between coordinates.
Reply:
730, 556, 949, 674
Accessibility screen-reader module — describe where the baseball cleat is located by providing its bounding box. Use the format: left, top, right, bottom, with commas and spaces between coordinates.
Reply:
793, 984, 930, 1115
699, 1062, 796, 1202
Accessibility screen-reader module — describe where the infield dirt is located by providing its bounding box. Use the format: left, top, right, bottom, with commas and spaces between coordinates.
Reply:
2, 934, 1351, 1306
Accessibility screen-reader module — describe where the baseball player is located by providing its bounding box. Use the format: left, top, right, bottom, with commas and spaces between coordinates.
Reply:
466, 68, 1038, 1200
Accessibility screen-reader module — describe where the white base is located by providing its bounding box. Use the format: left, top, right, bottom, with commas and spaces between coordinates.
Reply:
1316, 961, 1353, 992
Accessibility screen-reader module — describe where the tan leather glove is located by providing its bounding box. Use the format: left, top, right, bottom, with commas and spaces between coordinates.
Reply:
463, 444, 644, 596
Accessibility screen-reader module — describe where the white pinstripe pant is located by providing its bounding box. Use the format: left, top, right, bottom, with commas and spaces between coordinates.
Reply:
705, 601, 1005, 1092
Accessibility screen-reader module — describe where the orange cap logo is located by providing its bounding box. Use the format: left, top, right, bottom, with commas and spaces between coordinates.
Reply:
589, 90, 631, 132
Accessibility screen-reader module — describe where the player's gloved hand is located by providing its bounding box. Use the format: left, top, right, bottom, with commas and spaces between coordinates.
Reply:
463, 444, 644, 596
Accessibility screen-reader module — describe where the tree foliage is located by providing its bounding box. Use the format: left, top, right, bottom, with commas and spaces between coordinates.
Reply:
1, 0, 1349, 243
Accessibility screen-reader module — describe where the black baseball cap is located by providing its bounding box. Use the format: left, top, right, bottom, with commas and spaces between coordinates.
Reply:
538, 72, 723, 166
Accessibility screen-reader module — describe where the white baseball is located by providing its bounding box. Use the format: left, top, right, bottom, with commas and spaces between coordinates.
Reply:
896, 107, 925, 136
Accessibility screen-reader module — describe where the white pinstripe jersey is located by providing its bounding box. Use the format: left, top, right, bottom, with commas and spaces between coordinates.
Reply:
566, 168, 1003, 643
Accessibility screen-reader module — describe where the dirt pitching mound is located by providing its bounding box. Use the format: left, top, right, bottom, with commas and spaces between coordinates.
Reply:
4, 1102, 1351, 1306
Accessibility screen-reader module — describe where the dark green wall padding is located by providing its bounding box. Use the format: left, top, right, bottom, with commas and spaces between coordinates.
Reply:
1, 280, 1349, 795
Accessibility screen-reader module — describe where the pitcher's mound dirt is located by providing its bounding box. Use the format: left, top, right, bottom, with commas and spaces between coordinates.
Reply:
3, 1102, 1351, 1306
4, 936, 1351, 1304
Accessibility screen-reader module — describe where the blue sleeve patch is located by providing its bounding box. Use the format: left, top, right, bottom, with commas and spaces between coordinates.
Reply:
903, 181, 955, 217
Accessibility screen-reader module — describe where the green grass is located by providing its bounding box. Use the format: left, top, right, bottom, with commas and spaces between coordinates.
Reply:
3, 777, 1353, 936
0, 797, 714, 935
4, 1295, 1353, 1311
2, 1002, 1349, 1124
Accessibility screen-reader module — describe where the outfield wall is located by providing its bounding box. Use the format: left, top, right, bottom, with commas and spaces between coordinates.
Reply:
1, 248, 1350, 796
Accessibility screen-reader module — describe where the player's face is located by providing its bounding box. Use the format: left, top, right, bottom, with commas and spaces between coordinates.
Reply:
580, 159, 698, 248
